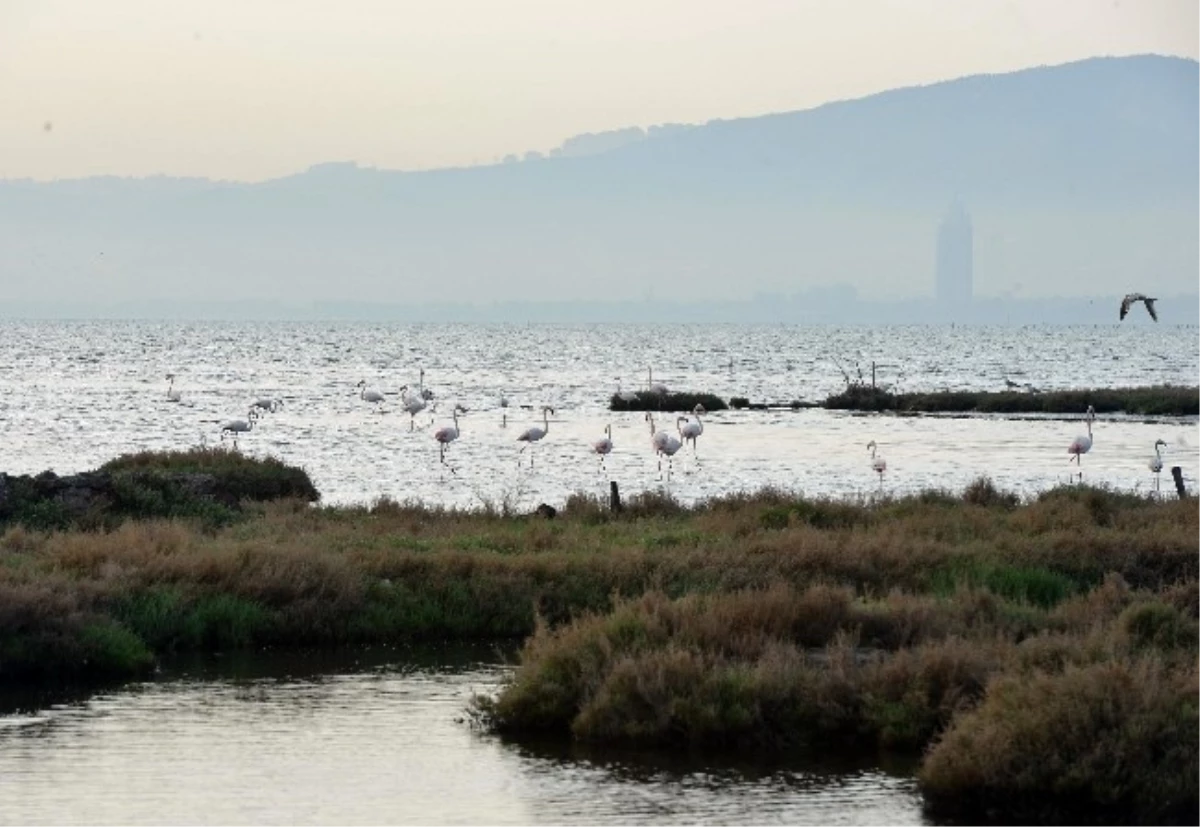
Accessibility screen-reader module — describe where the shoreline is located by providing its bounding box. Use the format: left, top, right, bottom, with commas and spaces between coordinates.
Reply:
1, 452, 1196, 824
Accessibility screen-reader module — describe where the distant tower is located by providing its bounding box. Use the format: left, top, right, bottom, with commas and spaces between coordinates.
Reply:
935, 200, 973, 307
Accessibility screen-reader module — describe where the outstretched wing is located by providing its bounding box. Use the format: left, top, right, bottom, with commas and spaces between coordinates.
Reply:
1144, 298, 1159, 322
1119, 294, 1135, 320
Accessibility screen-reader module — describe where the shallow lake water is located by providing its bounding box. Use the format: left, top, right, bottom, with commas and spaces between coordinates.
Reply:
0, 646, 928, 826
1, 321, 1196, 508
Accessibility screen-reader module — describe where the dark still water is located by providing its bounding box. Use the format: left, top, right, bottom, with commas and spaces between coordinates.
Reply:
0, 646, 926, 825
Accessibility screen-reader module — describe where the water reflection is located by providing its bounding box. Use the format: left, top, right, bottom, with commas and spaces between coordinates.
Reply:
0, 646, 928, 826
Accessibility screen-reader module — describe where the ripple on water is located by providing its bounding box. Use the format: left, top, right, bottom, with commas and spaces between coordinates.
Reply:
0, 648, 927, 825
0, 322, 1195, 509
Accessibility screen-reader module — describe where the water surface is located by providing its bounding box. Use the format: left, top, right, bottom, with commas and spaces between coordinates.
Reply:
1, 322, 1196, 508
0, 647, 927, 826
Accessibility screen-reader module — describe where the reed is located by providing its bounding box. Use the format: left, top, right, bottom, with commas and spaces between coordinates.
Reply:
608, 391, 728, 412
823, 384, 1199, 416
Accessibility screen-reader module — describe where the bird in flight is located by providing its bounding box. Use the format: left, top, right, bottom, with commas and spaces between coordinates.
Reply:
1119, 293, 1158, 322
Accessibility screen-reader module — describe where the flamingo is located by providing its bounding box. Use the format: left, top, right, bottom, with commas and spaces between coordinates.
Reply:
645, 412, 682, 480
355, 380, 386, 412
867, 440, 887, 488
678, 404, 705, 457
1149, 439, 1167, 493
499, 394, 509, 427
592, 424, 614, 472
433, 404, 467, 473
399, 384, 428, 431
415, 368, 436, 402
517, 406, 554, 468
1119, 293, 1159, 322
647, 367, 668, 396
219, 409, 260, 448
252, 397, 283, 414
1067, 405, 1096, 482
615, 379, 639, 406
165, 374, 183, 403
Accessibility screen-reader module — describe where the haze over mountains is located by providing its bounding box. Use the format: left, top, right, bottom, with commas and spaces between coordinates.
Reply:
1, 54, 1196, 322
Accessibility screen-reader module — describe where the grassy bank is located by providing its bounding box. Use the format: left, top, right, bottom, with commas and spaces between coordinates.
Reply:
609, 391, 728, 412
0, 448, 319, 532
0, 451, 1196, 823
822, 383, 1199, 416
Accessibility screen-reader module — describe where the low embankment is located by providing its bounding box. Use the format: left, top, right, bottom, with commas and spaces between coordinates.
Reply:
823, 383, 1199, 416
609, 391, 728, 412
0, 452, 1196, 824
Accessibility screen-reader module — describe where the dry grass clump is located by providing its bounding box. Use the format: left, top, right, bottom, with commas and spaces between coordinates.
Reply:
919, 658, 1199, 824
474, 574, 1198, 822
477, 586, 1018, 751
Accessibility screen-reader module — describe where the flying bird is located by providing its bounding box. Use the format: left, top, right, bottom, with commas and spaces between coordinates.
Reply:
1119, 293, 1158, 322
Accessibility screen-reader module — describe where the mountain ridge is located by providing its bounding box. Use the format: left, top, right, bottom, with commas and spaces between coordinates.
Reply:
1, 54, 1195, 313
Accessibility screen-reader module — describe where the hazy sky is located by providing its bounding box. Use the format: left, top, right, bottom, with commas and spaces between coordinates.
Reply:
1, 0, 1196, 181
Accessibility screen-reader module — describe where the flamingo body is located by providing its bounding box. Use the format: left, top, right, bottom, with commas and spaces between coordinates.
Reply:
517, 407, 554, 467
432, 405, 466, 472
867, 440, 887, 486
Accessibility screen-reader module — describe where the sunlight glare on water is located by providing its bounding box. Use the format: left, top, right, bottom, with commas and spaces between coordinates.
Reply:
0, 321, 1196, 509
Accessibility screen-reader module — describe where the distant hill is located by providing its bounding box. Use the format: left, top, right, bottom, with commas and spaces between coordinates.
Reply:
0, 54, 1195, 316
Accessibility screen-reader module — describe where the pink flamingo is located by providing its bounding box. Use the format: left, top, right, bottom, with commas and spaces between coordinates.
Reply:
1067, 405, 1096, 482
433, 405, 466, 473
592, 424, 614, 472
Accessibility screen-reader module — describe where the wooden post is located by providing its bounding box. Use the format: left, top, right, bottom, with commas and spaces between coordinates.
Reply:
610, 480, 623, 513
1171, 466, 1187, 500
871, 361, 876, 389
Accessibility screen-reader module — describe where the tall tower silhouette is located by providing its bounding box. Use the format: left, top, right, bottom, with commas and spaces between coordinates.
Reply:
935, 200, 973, 307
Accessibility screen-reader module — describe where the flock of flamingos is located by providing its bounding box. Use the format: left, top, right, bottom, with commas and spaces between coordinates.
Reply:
167, 347, 1177, 494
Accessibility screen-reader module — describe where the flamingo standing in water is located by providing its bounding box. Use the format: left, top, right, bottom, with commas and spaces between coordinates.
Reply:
1149, 439, 1167, 493
867, 440, 887, 488
399, 384, 428, 431
517, 406, 554, 468
433, 405, 467, 474
645, 412, 681, 480
355, 380, 386, 412
165, 374, 182, 403
1067, 405, 1096, 482
219, 409, 260, 448
678, 404, 705, 458
592, 424, 614, 472
615, 379, 639, 407
252, 397, 283, 414
647, 367, 668, 395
